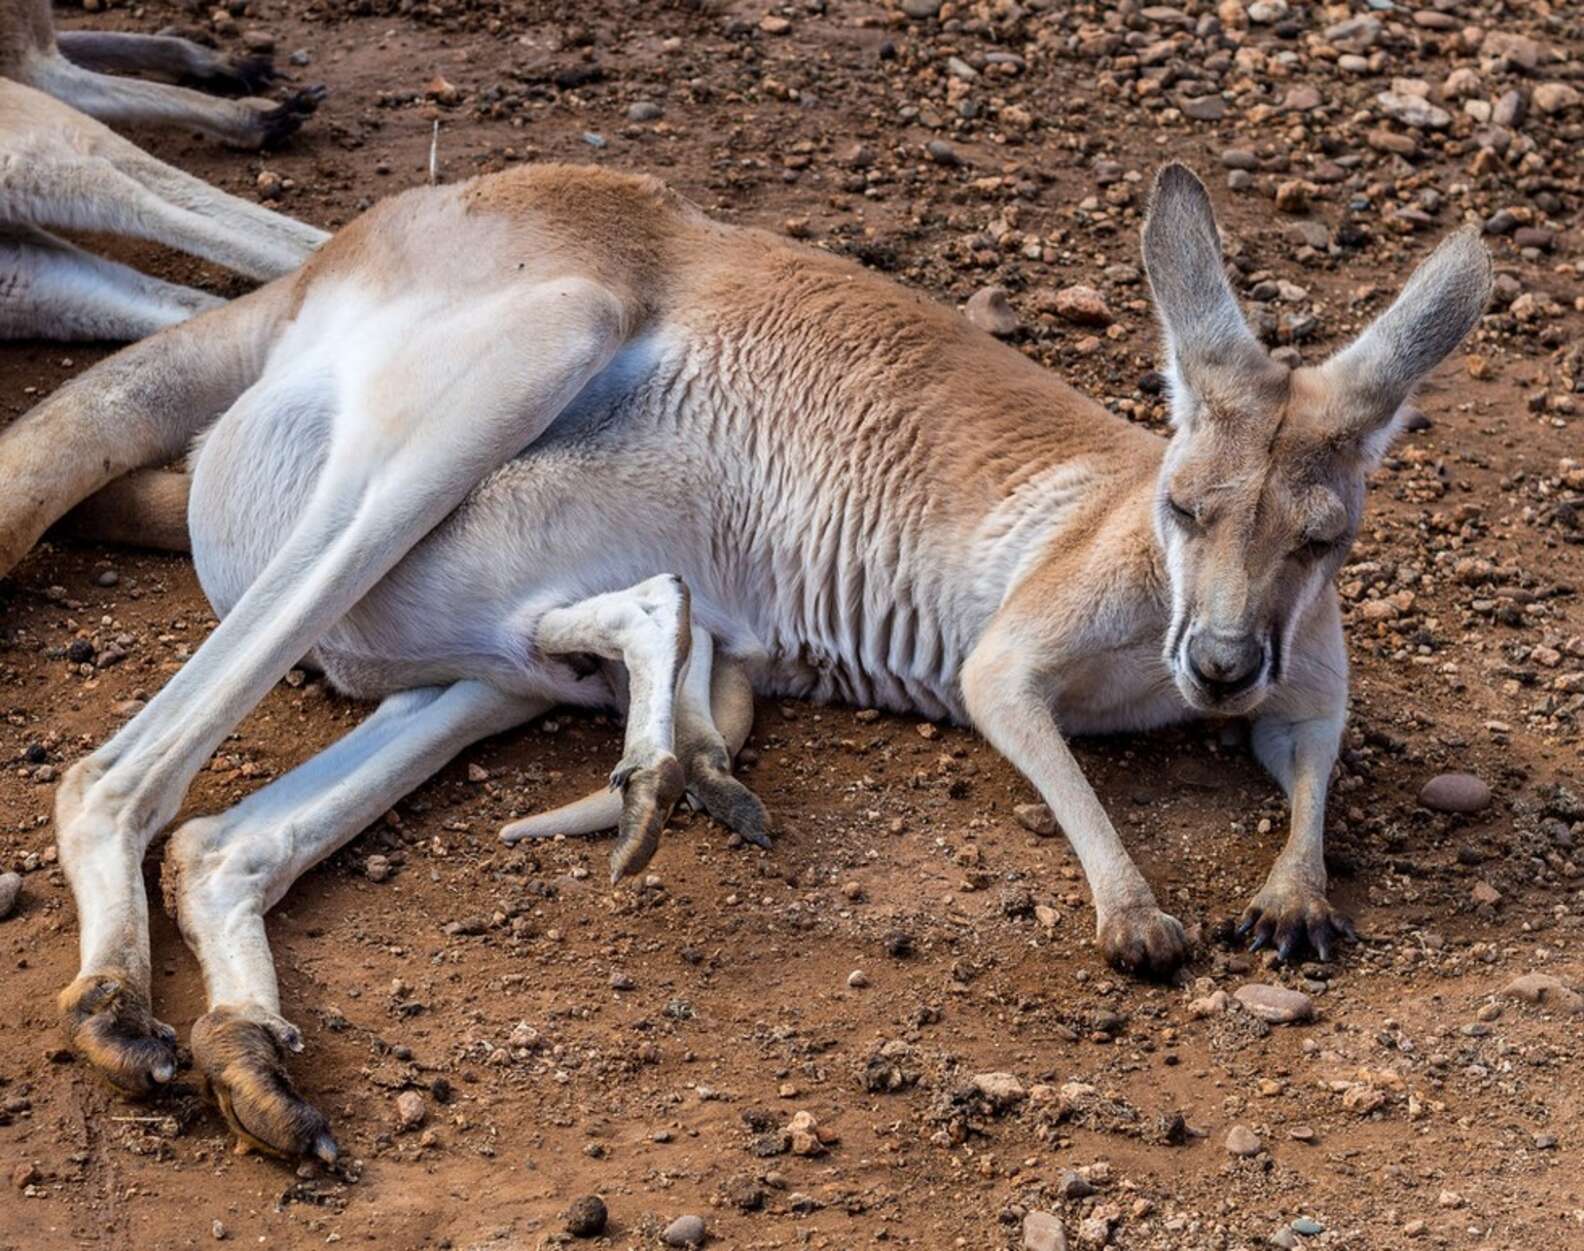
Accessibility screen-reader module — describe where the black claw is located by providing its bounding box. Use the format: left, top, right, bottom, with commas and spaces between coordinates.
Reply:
1277, 929, 1303, 963
1233, 913, 1256, 940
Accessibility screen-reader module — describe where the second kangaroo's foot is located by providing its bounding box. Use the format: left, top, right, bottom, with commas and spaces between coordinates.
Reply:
1096, 899, 1192, 979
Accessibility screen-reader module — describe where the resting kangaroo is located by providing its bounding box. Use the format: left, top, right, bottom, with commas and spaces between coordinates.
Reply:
0, 162, 1490, 1162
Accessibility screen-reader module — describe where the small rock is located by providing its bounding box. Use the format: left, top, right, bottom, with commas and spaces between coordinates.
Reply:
1377, 91, 1451, 129
972, 1072, 1026, 1110
1532, 82, 1579, 115
211, 1219, 228, 1240
364, 855, 391, 883
1050, 285, 1113, 327
1291, 1217, 1324, 1236
395, 1090, 427, 1131
425, 75, 461, 106
1225, 1124, 1262, 1156
0, 872, 21, 921
627, 101, 663, 122
1234, 983, 1314, 1024
1274, 180, 1312, 214
95, 569, 119, 587
966, 286, 1021, 338
1471, 880, 1502, 907
1501, 973, 1583, 1013
1023, 1211, 1068, 1251
610, 970, 635, 990
900, 0, 941, 16
565, 1195, 608, 1238
663, 1214, 707, 1247
1015, 802, 1058, 836
1056, 1170, 1096, 1200
1418, 772, 1491, 813
925, 140, 959, 165
846, 969, 869, 988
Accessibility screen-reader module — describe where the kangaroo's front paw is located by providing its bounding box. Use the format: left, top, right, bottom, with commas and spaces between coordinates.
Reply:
609, 752, 686, 883
1236, 876, 1354, 963
191, 1007, 337, 1165
59, 971, 180, 1094
1097, 902, 1191, 978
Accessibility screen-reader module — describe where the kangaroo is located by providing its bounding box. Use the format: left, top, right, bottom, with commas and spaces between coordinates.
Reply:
1, 0, 322, 149
1, 79, 330, 339
0, 162, 1490, 1163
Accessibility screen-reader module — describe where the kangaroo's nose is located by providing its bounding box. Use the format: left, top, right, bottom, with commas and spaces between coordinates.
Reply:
1186, 631, 1263, 697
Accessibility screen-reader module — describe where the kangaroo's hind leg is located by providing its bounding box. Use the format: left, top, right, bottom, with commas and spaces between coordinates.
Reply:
163, 681, 548, 1161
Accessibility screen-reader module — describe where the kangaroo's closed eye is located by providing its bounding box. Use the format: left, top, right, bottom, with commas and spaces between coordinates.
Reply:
1166, 497, 1198, 529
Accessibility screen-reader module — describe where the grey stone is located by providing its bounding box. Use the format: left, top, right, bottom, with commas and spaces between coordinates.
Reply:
663, 1215, 707, 1247
0, 872, 20, 921
1226, 1124, 1262, 1156
1235, 983, 1314, 1024
1023, 1211, 1068, 1251
1418, 772, 1492, 814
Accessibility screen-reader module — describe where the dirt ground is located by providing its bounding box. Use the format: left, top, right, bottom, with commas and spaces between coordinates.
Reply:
3, 1, 1584, 1248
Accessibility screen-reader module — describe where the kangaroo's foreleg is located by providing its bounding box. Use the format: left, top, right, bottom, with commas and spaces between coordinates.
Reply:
1240, 600, 1355, 961
1, 223, 222, 341
535, 576, 693, 882
54, 278, 627, 1094
962, 617, 1191, 977
675, 626, 770, 846
499, 632, 768, 850
55, 30, 278, 96
162, 681, 546, 1161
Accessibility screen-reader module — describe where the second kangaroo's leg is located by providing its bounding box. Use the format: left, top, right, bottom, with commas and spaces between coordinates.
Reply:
22, 55, 321, 149
0, 279, 288, 577
55, 30, 278, 95
55, 278, 627, 1093
59, 468, 193, 554
1, 224, 222, 341
163, 681, 546, 1161
534, 577, 693, 881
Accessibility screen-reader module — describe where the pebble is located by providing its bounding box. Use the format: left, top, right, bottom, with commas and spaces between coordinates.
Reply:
971, 1072, 1026, 1110
1023, 1211, 1068, 1251
1417, 772, 1491, 814
364, 855, 392, 883
0, 872, 21, 921
395, 1090, 427, 1130
1376, 91, 1451, 129
1014, 802, 1058, 836
627, 101, 663, 122
565, 1194, 607, 1238
1234, 983, 1315, 1024
1225, 1124, 1262, 1156
662, 1214, 706, 1247
1049, 285, 1113, 327
1291, 1217, 1324, 1236
966, 286, 1021, 338
846, 968, 869, 988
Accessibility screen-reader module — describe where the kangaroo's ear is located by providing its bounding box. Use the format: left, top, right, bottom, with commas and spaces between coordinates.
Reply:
1317, 226, 1492, 462
1141, 163, 1266, 411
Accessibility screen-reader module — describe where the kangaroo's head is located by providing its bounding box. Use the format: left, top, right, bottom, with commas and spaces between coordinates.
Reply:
1140, 163, 1491, 716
